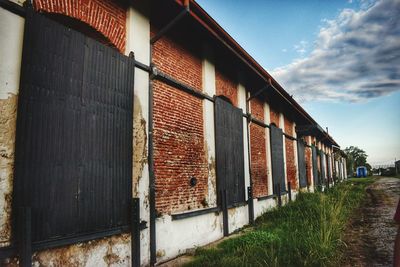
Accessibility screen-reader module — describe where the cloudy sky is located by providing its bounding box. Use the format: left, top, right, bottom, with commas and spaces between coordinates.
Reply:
197, 0, 400, 166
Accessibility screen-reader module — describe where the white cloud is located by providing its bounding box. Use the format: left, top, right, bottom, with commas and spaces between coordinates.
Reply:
293, 40, 309, 56
272, 0, 400, 103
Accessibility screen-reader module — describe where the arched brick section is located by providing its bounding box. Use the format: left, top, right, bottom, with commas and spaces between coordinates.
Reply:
34, 0, 127, 52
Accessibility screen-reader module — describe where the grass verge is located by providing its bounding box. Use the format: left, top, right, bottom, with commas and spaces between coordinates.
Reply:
185, 178, 374, 267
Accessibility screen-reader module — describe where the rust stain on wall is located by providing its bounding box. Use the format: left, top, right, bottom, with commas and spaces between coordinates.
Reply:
207, 156, 217, 205
0, 94, 18, 247
27, 233, 130, 267
132, 95, 147, 197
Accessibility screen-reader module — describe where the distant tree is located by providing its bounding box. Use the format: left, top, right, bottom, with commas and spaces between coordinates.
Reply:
344, 146, 368, 173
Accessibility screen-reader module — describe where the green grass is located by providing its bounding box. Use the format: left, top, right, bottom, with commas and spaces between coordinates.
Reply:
185, 178, 373, 267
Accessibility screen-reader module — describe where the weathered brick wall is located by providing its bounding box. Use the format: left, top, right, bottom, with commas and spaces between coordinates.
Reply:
270, 108, 280, 127
284, 117, 298, 189
153, 81, 208, 214
152, 33, 208, 214
152, 34, 202, 90
305, 146, 312, 186
215, 70, 238, 106
250, 98, 268, 197
34, 0, 127, 52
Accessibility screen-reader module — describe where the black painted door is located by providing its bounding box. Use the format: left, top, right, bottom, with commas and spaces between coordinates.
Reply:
214, 97, 245, 207
270, 125, 286, 193
13, 10, 134, 243
297, 140, 307, 188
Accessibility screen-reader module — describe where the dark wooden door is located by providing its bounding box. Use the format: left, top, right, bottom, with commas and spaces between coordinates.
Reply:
214, 97, 245, 207
270, 125, 286, 193
297, 140, 307, 188
13, 10, 134, 243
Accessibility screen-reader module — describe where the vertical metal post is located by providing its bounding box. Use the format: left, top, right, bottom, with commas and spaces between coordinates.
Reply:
221, 189, 229, 236
277, 183, 282, 207
288, 182, 292, 202
247, 186, 254, 224
18, 207, 31, 267
131, 198, 140, 267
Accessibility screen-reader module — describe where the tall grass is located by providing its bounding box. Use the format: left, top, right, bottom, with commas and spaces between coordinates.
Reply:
185, 179, 373, 267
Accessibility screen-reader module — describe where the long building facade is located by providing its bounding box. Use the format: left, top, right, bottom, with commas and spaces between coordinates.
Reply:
0, 0, 348, 266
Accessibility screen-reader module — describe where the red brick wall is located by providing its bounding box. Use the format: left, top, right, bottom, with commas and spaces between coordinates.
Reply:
284, 117, 298, 189
152, 34, 207, 214
215, 70, 238, 106
270, 108, 280, 127
250, 99, 268, 197
153, 81, 208, 214
34, 0, 126, 52
152, 33, 203, 91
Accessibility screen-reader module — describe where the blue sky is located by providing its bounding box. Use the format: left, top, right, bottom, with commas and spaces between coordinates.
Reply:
197, 0, 400, 166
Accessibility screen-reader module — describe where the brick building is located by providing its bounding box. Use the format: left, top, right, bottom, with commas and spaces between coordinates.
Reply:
0, 0, 347, 265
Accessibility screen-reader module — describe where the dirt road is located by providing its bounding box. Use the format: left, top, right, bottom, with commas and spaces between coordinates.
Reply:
343, 177, 400, 267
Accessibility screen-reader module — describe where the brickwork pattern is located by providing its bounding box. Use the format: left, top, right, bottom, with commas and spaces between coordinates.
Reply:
34, 0, 127, 52
270, 108, 280, 127
284, 117, 298, 189
250, 99, 268, 197
153, 81, 208, 214
152, 34, 207, 214
152, 33, 203, 91
215, 70, 238, 106
305, 147, 312, 186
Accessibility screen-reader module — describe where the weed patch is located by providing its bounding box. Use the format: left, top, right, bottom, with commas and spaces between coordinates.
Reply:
185, 179, 373, 267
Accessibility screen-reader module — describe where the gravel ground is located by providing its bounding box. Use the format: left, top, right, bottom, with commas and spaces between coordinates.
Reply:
342, 177, 400, 267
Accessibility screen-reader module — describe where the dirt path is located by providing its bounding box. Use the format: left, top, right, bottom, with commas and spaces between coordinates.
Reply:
343, 177, 400, 267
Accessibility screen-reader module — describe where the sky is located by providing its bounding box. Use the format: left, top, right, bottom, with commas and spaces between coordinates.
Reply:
196, 0, 400, 166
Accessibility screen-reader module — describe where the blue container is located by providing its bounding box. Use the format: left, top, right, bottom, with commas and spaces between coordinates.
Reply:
356, 166, 367, 177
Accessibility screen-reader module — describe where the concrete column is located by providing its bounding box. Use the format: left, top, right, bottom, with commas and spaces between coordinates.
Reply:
0, 7, 24, 247
238, 83, 251, 199
279, 113, 288, 187
292, 123, 299, 190
308, 136, 314, 189
126, 4, 151, 265
264, 103, 273, 195
202, 44, 217, 206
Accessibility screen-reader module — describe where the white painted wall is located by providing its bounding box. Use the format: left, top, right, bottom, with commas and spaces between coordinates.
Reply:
254, 198, 275, 218
264, 103, 273, 196
156, 213, 223, 263
307, 136, 314, 191
238, 83, 251, 199
279, 113, 288, 187
0, 7, 24, 99
0, 6, 24, 247
202, 45, 217, 206
292, 122, 299, 190
126, 4, 151, 265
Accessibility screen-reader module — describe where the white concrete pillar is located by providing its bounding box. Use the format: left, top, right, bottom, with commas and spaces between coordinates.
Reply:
0, 6, 25, 247
238, 83, 250, 199
307, 136, 314, 189
279, 113, 288, 187
292, 123, 299, 190
264, 103, 273, 195
202, 45, 217, 206
126, 4, 151, 265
